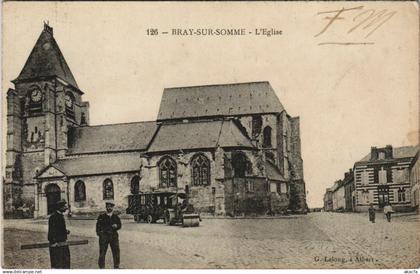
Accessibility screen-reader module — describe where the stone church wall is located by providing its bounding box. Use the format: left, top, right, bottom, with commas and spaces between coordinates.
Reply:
21, 152, 45, 185
223, 178, 266, 216
68, 172, 137, 215
288, 117, 307, 212
238, 114, 279, 164
140, 150, 226, 214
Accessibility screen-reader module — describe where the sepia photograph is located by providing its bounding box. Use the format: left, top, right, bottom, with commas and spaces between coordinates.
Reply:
1, 1, 419, 270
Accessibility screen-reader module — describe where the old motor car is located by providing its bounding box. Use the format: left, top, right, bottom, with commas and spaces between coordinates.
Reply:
126, 191, 174, 223
126, 191, 201, 227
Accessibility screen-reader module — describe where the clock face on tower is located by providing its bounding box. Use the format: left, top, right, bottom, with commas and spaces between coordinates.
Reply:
30, 88, 42, 103
64, 94, 73, 108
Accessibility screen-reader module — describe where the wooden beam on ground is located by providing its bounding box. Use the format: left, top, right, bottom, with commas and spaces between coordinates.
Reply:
21, 240, 88, 250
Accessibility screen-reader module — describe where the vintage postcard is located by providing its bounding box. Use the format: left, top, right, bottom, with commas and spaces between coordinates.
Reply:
1, 1, 419, 270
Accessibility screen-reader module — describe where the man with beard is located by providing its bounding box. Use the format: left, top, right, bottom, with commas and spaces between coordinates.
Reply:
96, 202, 122, 269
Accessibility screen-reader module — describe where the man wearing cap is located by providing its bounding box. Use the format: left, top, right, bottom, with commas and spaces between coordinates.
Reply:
96, 202, 122, 269
48, 199, 71, 269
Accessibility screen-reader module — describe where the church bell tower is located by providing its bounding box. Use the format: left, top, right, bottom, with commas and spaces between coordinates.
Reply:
4, 23, 90, 218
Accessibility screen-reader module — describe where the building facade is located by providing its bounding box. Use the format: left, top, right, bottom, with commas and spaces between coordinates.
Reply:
3, 24, 307, 218
323, 169, 355, 212
331, 180, 345, 211
323, 188, 333, 212
353, 145, 418, 212
342, 169, 355, 211
409, 151, 419, 211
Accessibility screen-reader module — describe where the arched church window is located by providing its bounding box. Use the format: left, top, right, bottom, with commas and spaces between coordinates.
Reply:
232, 152, 252, 178
263, 126, 272, 148
28, 87, 43, 115
252, 115, 262, 138
103, 179, 114, 200
159, 157, 177, 188
75, 180, 86, 202
131, 176, 140, 194
191, 154, 210, 186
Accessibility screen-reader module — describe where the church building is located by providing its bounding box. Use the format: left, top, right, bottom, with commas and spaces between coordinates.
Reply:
4, 24, 307, 218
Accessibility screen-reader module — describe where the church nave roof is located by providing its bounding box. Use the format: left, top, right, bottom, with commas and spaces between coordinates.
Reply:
68, 121, 158, 155
157, 82, 284, 121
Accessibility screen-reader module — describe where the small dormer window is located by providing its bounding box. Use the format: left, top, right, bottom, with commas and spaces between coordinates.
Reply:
378, 152, 385, 160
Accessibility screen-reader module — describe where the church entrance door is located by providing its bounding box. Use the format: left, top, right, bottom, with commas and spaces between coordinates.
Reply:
45, 184, 61, 215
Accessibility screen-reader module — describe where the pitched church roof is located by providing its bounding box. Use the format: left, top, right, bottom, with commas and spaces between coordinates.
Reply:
157, 82, 284, 121
37, 153, 141, 178
147, 120, 255, 153
13, 24, 79, 89
265, 161, 286, 181
68, 121, 158, 154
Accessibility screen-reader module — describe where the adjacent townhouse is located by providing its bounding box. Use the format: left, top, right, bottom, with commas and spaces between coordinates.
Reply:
409, 150, 420, 212
353, 145, 418, 212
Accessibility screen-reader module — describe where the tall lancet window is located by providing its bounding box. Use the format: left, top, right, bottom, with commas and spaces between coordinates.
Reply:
263, 126, 272, 148
191, 154, 210, 186
159, 157, 177, 188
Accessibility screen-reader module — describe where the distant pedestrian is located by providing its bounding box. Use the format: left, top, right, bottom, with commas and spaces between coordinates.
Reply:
48, 199, 71, 269
96, 202, 121, 269
383, 202, 394, 222
368, 203, 376, 223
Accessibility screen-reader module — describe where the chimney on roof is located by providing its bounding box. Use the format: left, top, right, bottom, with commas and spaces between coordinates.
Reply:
43, 21, 53, 36
371, 147, 378, 160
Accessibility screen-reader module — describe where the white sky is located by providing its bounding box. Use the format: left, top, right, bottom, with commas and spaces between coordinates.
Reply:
2, 2, 419, 207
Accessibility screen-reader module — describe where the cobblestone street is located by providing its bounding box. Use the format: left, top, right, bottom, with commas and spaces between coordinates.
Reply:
2, 212, 419, 269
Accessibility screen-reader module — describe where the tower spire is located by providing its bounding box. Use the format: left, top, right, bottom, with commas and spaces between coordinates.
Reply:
12, 23, 79, 89
43, 21, 53, 36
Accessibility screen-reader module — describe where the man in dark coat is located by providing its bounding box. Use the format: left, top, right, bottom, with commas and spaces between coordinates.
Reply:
368, 203, 376, 223
48, 199, 71, 269
96, 202, 122, 269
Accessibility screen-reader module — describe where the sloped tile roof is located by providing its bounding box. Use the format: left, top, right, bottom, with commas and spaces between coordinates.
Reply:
358, 145, 419, 162
14, 27, 79, 88
157, 82, 284, 120
43, 153, 141, 177
217, 120, 255, 148
147, 120, 254, 153
68, 121, 158, 154
265, 161, 286, 181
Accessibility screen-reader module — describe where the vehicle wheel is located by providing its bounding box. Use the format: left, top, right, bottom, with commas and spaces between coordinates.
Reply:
134, 215, 139, 222
146, 214, 153, 224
